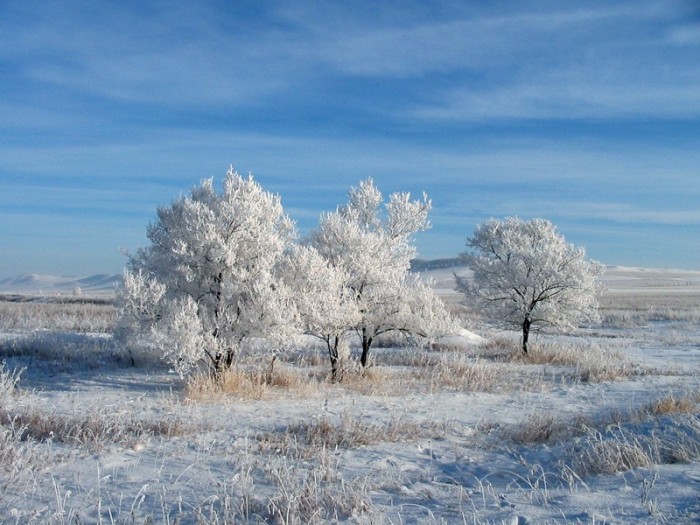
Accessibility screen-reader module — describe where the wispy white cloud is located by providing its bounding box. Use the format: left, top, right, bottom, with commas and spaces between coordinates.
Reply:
1, 2, 305, 107
409, 80, 700, 121
475, 200, 700, 226
2, 0, 699, 274
287, 3, 656, 77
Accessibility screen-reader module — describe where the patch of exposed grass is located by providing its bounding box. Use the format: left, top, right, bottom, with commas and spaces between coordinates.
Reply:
257, 413, 450, 459
567, 426, 656, 476
430, 354, 524, 393
186, 361, 320, 401
264, 456, 375, 524
0, 422, 53, 490
599, 293, 700, 328
646, 392, 700, 415
0, 332, 128, 367
491, 390, 700, 448
0, 404, 190, 452
0, 362, 23, 401
509, 340, 650, 383
0, 299, 116, 333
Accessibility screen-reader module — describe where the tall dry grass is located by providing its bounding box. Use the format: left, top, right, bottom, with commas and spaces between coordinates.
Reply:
186, 360, 321, 401
599, 292, 700, 328
503, 339, 650, 383
0, 403, 190, 452
257, 411, 451, 460
0, 298, 116, 333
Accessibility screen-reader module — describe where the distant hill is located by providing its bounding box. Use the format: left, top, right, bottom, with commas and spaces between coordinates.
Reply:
0, 273, 122, 296
2, 263, 697, 300
410, 257, 463, 272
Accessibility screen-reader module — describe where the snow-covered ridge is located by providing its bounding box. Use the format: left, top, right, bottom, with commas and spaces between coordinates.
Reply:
2, 263, 699, 297
0, 273, 122, 295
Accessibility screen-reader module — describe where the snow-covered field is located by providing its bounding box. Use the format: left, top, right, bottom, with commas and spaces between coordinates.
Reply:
1, 265, 699, 524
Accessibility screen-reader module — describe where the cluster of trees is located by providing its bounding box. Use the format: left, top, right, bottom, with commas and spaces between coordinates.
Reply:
117, 168, 603, 381
116, 169, 455, 380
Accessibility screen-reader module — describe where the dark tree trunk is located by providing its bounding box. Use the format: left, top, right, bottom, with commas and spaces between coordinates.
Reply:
211, 348, 235, 380
327, 336, 340, 382
522, 316, 531, 354
210, 271, 228, 378
360, 328, 373, 368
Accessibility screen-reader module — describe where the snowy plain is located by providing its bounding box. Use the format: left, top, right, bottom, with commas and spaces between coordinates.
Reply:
0, 265, 699, 524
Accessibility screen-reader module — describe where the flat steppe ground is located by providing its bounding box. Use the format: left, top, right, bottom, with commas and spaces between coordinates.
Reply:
1, 266, 699, 524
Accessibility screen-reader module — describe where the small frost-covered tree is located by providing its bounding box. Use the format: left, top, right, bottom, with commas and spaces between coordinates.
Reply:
116, 168, 297, 377
456, 217, 604, 354
281, 245, 359, 381
308, 178, 455, 367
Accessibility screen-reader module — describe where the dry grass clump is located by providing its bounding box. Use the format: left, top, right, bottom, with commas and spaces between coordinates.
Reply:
186, 360, 319, 401
257, 413, 449, 458
0, 405, 190, 452
568, 426, 656, 476
158, 453, 375, 525
487, 392, 700, 479
646, 392, 700, 415
564, 412, 700, 477
507, 413, 561, 444
510, 340, 648, 383
265, 458, 374, 525
430, 354, 517, 393
0, 362, 23, 401
494, 390, 700, 449
483, 411, 592, 446
0, 423, 52, 489
336, 365, 410, 396
490, 411, 700, 479
471, 336, 520, 360
468, 335, 646, 384
338, 351, 548, 395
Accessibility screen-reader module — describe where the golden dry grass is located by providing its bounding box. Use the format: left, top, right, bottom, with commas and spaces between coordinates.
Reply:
186, 362, 321, 401
645, 391, 700, 415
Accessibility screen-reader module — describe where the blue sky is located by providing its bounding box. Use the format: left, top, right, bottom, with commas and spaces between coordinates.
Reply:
2, 0, 699, 277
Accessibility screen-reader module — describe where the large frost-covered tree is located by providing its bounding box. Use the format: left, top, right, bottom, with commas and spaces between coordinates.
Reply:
456, 217, 604, 354
308, 179, 455, 368
116, 168, 297, 377
281, 245, 359, 381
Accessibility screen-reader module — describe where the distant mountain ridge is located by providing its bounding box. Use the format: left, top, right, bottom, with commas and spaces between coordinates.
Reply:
410, 257, 463, 272
3, 263, 698, 298
0, 273, 122, 295
0, 259, 455, 295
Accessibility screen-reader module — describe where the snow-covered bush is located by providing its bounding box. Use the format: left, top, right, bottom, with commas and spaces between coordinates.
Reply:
308, 179, 457, 368
116, 169, 297, 377
457, 217, 604, 354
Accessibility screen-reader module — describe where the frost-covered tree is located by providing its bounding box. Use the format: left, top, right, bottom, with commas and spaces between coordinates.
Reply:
116, 168, 297, 377
308, 179, 455, 367
281, 245, 359, 381
456, 217, 604, 354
